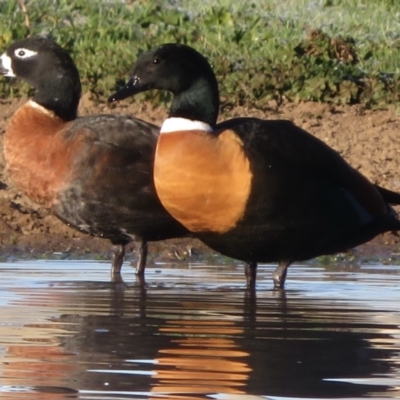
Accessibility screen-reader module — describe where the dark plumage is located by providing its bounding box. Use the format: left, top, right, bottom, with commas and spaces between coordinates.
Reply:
0, 37, 189, 281
109, 43, 400, 289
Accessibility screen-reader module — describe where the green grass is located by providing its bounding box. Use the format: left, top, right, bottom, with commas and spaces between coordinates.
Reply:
0, 0, 399, 108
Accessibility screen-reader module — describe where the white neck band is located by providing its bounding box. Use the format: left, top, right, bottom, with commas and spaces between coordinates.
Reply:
160, 117, 213, 133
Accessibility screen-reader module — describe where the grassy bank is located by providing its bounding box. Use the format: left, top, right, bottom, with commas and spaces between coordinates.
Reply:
0, 0, 399, 108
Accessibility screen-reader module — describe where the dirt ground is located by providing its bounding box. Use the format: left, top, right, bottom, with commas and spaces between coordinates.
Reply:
0, 95, 400, 265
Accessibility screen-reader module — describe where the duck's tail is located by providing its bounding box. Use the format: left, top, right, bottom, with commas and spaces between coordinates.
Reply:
375, 185, 400, 205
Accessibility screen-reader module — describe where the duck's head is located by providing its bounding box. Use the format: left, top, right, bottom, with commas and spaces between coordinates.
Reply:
0, 36, 81, 121
109, 43, 219, 127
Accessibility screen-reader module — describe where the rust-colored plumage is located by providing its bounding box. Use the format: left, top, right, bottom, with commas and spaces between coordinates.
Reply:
5, 102, 78, 207
155, 129, 251, 233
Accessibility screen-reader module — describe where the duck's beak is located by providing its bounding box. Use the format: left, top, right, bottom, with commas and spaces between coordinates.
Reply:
108, 76, 148, 102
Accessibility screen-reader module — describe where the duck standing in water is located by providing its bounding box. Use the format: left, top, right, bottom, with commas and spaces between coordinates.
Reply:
0, 37, 189, 281
109, 43, 400, 289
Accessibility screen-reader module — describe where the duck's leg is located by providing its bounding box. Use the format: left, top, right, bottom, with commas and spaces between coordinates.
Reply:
135, 239, 148, 277
272, 261, 291, 289
111, 244, 125, 282
245, 261, 257, 287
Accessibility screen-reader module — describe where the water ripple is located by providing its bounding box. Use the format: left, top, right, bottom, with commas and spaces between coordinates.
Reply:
0, 260, 400, 399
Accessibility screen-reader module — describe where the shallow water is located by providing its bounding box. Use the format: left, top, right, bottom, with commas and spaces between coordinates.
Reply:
0, 259, 400, 399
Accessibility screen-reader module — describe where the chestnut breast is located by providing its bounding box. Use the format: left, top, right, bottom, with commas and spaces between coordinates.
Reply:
154, 129, 252, 233
4, 101, 82, 208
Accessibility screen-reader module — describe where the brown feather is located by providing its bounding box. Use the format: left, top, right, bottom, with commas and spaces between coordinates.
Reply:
4, 101, 82, 208
154, 129, 252, 233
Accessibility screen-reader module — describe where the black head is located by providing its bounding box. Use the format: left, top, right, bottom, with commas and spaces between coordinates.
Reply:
109, 43, 220, 127
0, 36, 81, 121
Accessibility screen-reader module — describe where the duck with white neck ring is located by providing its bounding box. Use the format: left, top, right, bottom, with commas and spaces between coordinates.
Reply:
109, 43, 400, 289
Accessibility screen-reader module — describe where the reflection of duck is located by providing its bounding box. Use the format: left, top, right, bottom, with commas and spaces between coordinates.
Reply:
109, 43, 400, 289
42, 282, 395, 397
151, 320, 250, 396
0, 37, 188, 281
2, 262, 398, 398
0, 325, 79, 399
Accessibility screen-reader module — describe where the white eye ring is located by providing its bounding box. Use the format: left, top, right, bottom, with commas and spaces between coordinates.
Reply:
14, 48, 37, 59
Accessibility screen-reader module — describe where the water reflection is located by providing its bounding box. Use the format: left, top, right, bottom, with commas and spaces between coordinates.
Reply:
0, 261, 400, 399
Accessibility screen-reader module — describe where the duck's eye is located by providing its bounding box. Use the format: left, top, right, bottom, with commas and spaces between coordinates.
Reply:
153, 57, 160, 64
14, 48, 37, 59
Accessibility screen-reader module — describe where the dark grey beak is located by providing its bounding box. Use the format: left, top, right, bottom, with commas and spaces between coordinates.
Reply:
108, 77, 149, 102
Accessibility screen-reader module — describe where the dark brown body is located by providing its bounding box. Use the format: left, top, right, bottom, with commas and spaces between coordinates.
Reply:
5, 101, 188, 255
